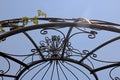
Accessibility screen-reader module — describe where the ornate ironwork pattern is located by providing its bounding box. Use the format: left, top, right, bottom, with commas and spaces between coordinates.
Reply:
0, 17, 120, 80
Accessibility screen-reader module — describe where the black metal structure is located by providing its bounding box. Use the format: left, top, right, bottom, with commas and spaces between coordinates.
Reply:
0, 17, 120, 80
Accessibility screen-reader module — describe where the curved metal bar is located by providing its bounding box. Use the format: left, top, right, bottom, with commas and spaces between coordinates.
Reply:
91, 62, 120, 73
76, 23, 120, 33
0, 74, 16, 78
0, 52, 28, 68
58, 62, 68, 80
61, 27, 73, 58
18, 62, 46, 80
79, 36, 120, 63
109, 66, 119, 80
1, 17, 120, 27
0, 22, 120, 40
56, 61, 60, 80
16, 58, 98, 80
41, 62, 52, 80
65, 61, 91, 80
23, 32, 44, 59
60, 61, 79, 80
0, 17, 74, 25
90, 19, 120, 26
0, 22, 75, 39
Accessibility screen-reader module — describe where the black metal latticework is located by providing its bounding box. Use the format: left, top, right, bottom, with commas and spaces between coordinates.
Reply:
0, 17, 120, 80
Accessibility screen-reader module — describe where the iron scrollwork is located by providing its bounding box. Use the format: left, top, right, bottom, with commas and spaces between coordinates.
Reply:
0, 17, 120, 80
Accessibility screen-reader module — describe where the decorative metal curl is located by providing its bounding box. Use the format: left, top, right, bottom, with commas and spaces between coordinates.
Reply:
109, 67, 120, 80
88, 31, 97, 39
0, 57, 10, 74
40, 29, 48, 35
33, 35, 81, 59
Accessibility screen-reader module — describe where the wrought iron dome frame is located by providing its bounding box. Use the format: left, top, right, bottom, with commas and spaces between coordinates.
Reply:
0, 17, 120, 80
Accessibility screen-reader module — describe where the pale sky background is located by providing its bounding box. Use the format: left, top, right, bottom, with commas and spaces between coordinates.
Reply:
0, 0, 120, 22
0, 0, 120, 80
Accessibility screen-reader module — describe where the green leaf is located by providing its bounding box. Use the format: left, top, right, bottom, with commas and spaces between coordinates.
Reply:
14, 23, 18, 26
38, 10, 42, 16
41, 12, 47, 17
0, 24, 5, 33
0, 28, 5, 33
37, 10, 47, 17
12, 23, 19, 27
22, 16, 29, 26
32, 16, 38, 25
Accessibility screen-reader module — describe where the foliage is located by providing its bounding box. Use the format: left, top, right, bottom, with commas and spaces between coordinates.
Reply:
0, 9, 46, 31
0, 9, 46, 42
38, 10, 46, 17
22, 10, 46, 26
0, 27, 5, 33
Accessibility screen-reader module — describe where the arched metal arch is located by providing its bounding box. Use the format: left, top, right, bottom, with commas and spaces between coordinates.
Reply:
0, 17, 120, 80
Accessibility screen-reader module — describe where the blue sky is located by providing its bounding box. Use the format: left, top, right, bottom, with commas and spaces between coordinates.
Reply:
0, 0, 120, 23
0, 0, 120, 80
